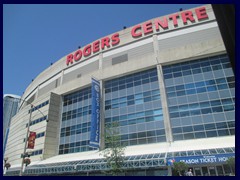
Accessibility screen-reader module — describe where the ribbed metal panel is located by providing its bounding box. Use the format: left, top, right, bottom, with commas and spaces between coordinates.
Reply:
158, 27, 220, 51
103, 42, 154, 68
128, 43, 154, 59
62, 60, 99, 84
112, 54, 128, 65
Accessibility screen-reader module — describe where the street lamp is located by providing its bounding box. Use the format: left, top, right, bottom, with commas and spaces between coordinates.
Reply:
19, 104, 33, 176
15, 98, 46, 176
3, 157, 11, 175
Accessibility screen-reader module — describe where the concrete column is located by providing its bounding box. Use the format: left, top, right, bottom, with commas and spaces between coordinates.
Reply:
99, 80, 105, 150
99, 53, 103, 70
152, 35, 173, 143
99, 52, 105, 150
60, 70, 64, 85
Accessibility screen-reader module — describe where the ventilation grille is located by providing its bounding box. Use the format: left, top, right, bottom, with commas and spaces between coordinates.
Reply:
112, 54, 128, 65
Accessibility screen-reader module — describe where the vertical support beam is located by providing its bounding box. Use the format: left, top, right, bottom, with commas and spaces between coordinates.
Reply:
99, 53, 105, 150
152, 35, 173, 143
60, 70, 64, 86
99, 80, 105, 150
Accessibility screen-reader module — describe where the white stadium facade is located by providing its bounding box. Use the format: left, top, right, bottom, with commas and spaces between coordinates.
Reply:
4, 4, 235, 176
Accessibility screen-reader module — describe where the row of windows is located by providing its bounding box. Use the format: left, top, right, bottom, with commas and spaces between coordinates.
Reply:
164, 62, 232, 79
60, 127, 91, 137
169, 104, 234, 119
163, 55, 228, 74
106, 136, 166, 148
167, 82, 235, 98
169, 98, 234, 113
173, 128, 235, 141
59, 140, 97, 154
61, 122, 91, 133
36, 132, 45, 139
21, 149, 43, 157
105, 108, 163, 122
31, 149, 43, 156
59, 146, 96, 154
105, 68, 158, 88
105, 115, 163, 126
105, 90, 160, 110
105, 77, 158, 93
119, 129, 165, 141
63, 95, 91, 106
30, 100, 49, 113
166, 76, 234, 92
172, 121, 235, 133
105, 110, 163, 127
59, 140, 93, 149
62, 105, 91, 121
26, 115, 47, 127
63, 87, 91, 102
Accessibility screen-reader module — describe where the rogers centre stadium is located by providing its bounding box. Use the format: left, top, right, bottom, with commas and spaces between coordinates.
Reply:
4, 4, 235, 176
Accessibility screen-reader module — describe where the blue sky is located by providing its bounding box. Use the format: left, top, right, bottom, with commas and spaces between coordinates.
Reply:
3, 4, 203, 96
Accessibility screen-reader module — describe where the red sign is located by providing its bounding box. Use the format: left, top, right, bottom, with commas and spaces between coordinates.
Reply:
66, 33, 120, 66
27, 132, 36, 149
66, 7, 209, 66
131, 7, 208, 37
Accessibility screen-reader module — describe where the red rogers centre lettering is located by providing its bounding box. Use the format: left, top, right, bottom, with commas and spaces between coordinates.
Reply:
66, 7, 208, 66
66, 33, 120, 66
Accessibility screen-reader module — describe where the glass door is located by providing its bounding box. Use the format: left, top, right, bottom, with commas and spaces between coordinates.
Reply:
202, 166, 209, 176
209, 166, 217, 176
216, 165, 224, 176
193, 167, 202, 176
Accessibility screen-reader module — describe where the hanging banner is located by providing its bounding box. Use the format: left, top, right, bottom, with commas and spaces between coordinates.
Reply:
27, 131, 36, 149
89, 78, 101, 148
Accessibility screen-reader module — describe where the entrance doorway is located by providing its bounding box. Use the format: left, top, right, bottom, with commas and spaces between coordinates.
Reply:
191, 164, 231, 176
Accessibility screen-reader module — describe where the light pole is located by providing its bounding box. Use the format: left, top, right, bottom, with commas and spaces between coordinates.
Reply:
3, 157, 11, 175
19, 104, 33, 176
14, 98, 46, 176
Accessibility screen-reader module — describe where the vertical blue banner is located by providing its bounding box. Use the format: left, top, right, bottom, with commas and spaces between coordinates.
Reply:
89, 78, 101, 148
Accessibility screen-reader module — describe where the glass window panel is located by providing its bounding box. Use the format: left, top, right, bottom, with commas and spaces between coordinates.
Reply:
227, 121, 235, 128
193, 125, 204, 131
179, 111, 190, 117
201, 108, 212, 114
182, 70, 192, 76
184, 133, 194, 139
166, 87, 175, 92
204, 123, 216, 130
195, 132, 206, 138
176, 91, 185, 96
216, 122, 227, 129
185, 83, 195, 89
212, 106, 223, 113
223, 105, 234, 111
182, 126, 193, 133
218, 129, 230, 136
172, 127, 182, 134
206, 130, 217, 137
173, 134, 183, 141
186, 89, 196, 95
192, 68, 201, 74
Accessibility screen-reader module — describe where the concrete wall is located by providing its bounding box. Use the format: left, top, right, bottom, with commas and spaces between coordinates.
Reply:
43, 93, 62, 159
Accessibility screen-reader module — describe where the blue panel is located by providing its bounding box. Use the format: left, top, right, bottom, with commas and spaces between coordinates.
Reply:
89, 78, 101, 148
